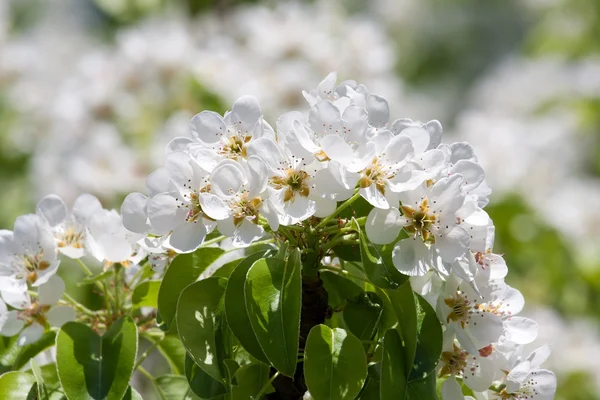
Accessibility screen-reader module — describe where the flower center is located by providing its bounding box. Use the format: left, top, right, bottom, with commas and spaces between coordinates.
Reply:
444, 291, 471, 328
58, 225, 85, 249
20, 301, 51, 327
222, 135, 250, 160
271, 169, 311, 202
401, 199, 437, 243
439, 344, 468, 377
359, 158, 389, 195
232, 193, 263, 226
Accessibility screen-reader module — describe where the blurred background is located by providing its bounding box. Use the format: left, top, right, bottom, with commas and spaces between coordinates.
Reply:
0, 0, 599, 398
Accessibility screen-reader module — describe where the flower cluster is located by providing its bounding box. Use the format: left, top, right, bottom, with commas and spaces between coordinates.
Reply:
0, 194, 145, 345
0, 73, 556, 399
119, 73, 555, 398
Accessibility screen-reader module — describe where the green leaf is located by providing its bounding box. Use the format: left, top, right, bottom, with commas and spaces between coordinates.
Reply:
176, 277, 227, 383
320, 271, 363, 310
13, 331, 56, 370
385, 282, 417, 372
184, 355, 226, 399
56, 316, 138, 400
304, 325, 367, 400
156, 334, 187, 375
0, 336, 21, 370
132, 280, 160, 308
155, 375, 202, 399
0, 371, 36, 399
244, 251, 301, 377
231, 363, 274, 398
212, 258, 243, 279
356, 365, 381, 400
353, 218, 407, 289
224, 252, 269, 364
158, 247, 225, 330
380, 329, 408, 400
30, 360, 47, 400
409, 294, 442, 381
77, 270, 114, 287
122, 386, 143, 400
407, 374, 438, 400
343, 292, 383, 341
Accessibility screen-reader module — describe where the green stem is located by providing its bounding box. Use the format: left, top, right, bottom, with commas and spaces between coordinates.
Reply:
138, 365, 167, 400
61, 293, 96, 317
202, 235, 226, 247
224, 239, 275, 254
319, 233, 358, 251
75, 259, 93, 276
134, 337, 163, 370
314, 191, 361, 230
254, 371, 279, 399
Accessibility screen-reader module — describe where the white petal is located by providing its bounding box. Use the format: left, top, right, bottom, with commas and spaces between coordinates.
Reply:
392, 240, 432, 276
504, 317, 538, 344
360, 185, 389, 209
431, 175, 466, 215
217, 218, 236, 238
451, 160, 485, 192
166, 137, 193, 153
38, 275, 65, 305
384, 135, 414, 164
72, 194, 103, 225
1, 310, 24, 337
147, 194, 187, 234
36, 195, 67, 227
320, 135, 355, 166
366, 94, 389, 128
210, 161, 246, 197
316, 72, 337, 100
167, 222, 207, 253
525, 344, 552, 369
261, 199, 281, 231
292, 121, 320, 153
121, 193, 150, 234
309, 100, 342, 136
247, 137, 285, 173
312, 197, 336, 218
463, 355, 496, 392
442, 377, 464, 400
466, 311, 503, 348
247, 156, 268, 197
190, 111, 226, 144
284, 196, 315, 221
199, 193, 230, 220
1, 290, 30, 309
146, 167, 172, 197
47, 306, 76, 328
398, 127, 430, 155
233, 221, 264, 248
231, 96, 262, 133
31, 260, 60, 287
18, 323, 44, 346
436, 227, 469, 263
366, 208, 402, 245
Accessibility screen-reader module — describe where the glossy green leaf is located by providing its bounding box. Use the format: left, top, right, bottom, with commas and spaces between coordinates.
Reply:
184, 354, 226, 399
155, 375, 202, 399
244, 251, 301, 377
132, 280, 160, 308
13, 331, 56, 370
156, 334, 187, 375
224, 252, 269, 364
231, 363, 273, 398
353, 218, 408, 289
356, 365, 381, 400
176, 277, 227, 383
320, 270, 363, 310
122, 386, 143, 400
158, 247, 224, 330
409, 293, 443, 381
304, 325, 367, 400
56, 316, 138, 400
380, 329, 408, 400
343, 292, 383, 341
385, 282, 417, 372
407, 374, 438, 400
0, 371, 36, 399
